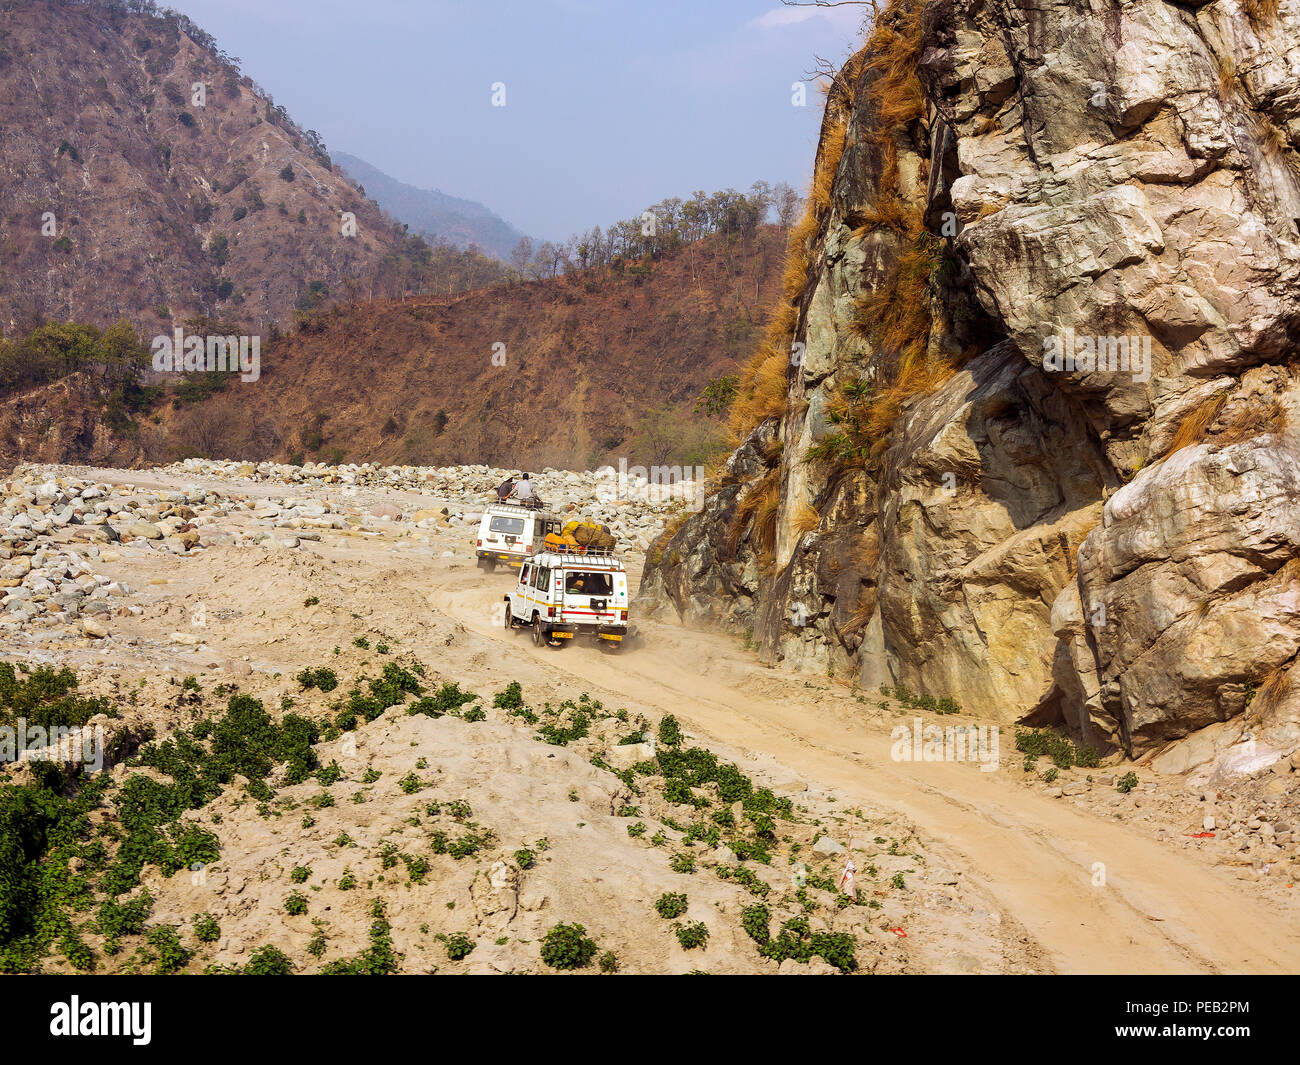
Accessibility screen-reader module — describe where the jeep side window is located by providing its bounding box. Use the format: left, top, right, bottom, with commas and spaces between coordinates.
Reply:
520, 564, 531, 586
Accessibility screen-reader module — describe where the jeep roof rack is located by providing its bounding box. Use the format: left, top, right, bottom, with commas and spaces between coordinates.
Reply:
532, 549, 623, 567
486, 501, 556, 516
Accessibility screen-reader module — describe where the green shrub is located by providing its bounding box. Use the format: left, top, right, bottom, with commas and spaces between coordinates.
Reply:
539, 922, 597, 970
59, 928, 95, 971
654, 892, 688, 919
664, 779, 693, 805
318, 899, 399, 975
758, 915, 857, 972
741, 904, 770, 944
443, 933, 475, 961
295, 667, 338, 693
193, 913, 220, 942
146, 925, 193, 974
493, 682, 524, 710
408, 682, 477, 718
242, 944, 294, 974
674, 921, 709, 950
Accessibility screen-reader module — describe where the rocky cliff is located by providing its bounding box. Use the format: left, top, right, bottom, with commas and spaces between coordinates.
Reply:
640, 0, 1300, 773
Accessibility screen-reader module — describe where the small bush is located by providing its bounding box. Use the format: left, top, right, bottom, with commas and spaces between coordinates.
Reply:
674, 921, 709, 950
193, 913, 220, 942
242, 945, 294, 974
655, 892, 688, 919
741, 904, 770, 944
146, 925, 194, 974
540, 922, 598, 970
669, 853, 696, 874
493, 682, 524, 710
443, 933, 475, 961
296, 667, 338, 693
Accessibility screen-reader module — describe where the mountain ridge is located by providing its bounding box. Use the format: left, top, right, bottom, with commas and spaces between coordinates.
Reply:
0, 0, 440, 334
334, 151, 531, 260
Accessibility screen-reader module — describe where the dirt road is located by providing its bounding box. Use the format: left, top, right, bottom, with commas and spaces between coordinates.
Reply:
22, 464, 1300, 974
430, 564, 1300, 975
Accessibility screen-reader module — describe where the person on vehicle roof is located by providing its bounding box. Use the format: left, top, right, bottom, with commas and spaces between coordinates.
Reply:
495, 474, 517, 502
511, 473, 543, 508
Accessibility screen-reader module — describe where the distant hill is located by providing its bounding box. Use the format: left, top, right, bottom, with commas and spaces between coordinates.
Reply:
0, 224, 787, 470
334, 152, 531, 261
160, 225, 788, 470
0, 0, 441, 334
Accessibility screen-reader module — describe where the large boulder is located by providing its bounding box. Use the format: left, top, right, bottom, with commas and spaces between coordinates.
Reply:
1058, 434, 1300, 754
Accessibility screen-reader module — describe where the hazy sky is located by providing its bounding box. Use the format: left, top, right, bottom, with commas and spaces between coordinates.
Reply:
169, 0, 867, 241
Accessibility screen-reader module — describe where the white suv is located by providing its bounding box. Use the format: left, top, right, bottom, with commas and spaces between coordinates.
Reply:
475, 503, 561, 572
504, 550, 631, 648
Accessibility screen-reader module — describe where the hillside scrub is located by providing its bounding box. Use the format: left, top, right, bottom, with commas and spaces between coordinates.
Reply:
0, 653, 888, 975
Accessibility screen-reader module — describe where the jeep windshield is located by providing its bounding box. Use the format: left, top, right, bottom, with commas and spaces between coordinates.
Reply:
565, 572, 614, 596
489, 515, 526, 536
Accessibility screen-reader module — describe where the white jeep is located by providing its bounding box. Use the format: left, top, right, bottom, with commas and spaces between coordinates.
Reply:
475, 503, 561, 572
504, 550, 631, 649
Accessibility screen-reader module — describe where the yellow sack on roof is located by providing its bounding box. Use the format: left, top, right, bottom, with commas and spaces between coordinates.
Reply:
562, 520, 615, 550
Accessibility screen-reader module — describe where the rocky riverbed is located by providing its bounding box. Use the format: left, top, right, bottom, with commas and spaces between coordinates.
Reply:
0, 458, 695, 645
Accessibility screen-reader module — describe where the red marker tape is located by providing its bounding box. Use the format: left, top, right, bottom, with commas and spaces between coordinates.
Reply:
1186, 832, 1216, 838
891, 927, 908, 938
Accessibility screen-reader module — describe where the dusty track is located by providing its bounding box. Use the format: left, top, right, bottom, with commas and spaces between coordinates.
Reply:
22, 465, 1300, 974
430, 565, 1300, 975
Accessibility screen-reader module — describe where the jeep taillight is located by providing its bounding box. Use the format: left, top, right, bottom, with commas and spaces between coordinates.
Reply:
547, 606, 555, 618
476, 539, 482, 547
620, 610, 627, 621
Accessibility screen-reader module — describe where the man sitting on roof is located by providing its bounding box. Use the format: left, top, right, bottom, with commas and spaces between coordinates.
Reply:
511, 473, 543, 509
495, 474, 517, 502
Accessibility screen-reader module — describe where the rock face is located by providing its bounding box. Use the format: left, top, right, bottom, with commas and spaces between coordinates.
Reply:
642, 0, 1300, 758
1054, 429, 1300, 755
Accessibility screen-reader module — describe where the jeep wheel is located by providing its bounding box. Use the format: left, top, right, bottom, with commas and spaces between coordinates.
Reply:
503, 600, 514, 629
532, 615, 545, 647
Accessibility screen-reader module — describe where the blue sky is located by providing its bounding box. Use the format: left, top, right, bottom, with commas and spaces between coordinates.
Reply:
169, 0, 867, 240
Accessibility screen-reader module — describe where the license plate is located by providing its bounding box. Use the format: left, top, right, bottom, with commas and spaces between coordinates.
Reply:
552, 631, 573, 639
599, 633, 622, 642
